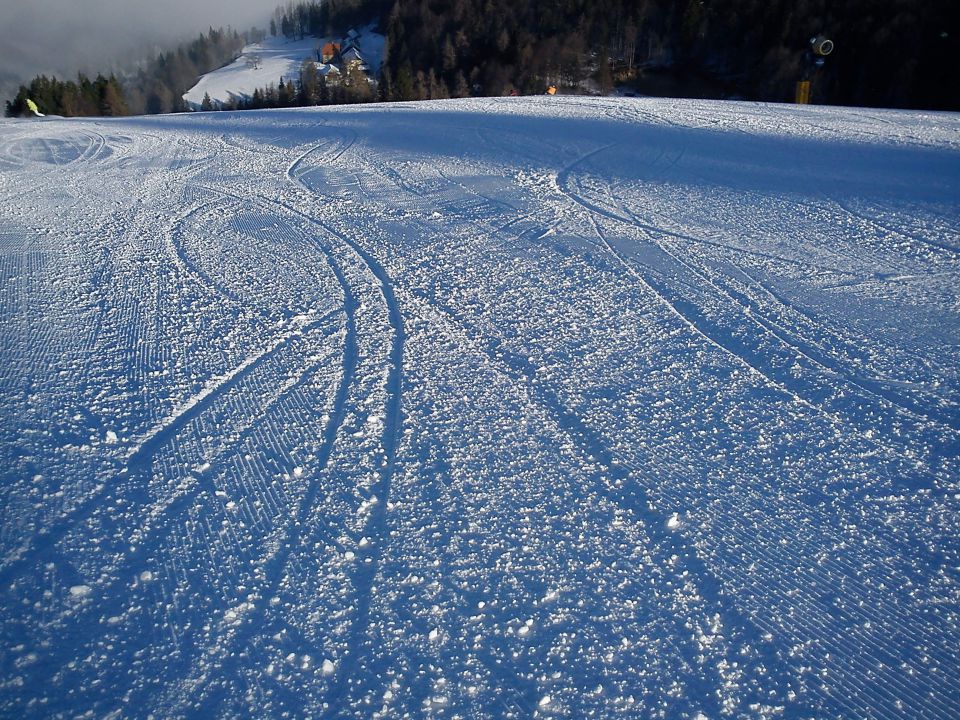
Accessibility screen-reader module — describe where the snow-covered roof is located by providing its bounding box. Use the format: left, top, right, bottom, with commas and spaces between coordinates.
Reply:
342, 47, 363, 63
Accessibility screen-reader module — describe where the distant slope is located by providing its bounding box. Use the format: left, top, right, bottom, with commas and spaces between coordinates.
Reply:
0, 97, 958, 719
184, 26, 385, 108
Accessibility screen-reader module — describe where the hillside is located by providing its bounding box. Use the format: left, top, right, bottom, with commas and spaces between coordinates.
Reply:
9, 0, 959, 117
183, 37, 321, 109
183, 27, 385, 109
0, 97, 958, 718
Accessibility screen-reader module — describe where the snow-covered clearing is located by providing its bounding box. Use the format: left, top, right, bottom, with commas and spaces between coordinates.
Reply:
184, 36, 320, 109
0, 96, 958, 718
183, 26, 385, 109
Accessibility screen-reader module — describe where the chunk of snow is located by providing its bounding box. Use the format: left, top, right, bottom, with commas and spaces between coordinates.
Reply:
69, 585, 92, 598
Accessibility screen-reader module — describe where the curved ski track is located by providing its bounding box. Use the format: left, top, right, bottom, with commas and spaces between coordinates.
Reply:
555, 142, 960, 437
284, 138, 407, 710
1, 100, 957, 720
552, 140, 960, 719
322, 132, 793, 711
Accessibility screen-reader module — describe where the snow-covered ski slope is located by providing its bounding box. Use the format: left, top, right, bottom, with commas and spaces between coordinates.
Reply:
184, 36, 322, 109
1, 96, 958, 718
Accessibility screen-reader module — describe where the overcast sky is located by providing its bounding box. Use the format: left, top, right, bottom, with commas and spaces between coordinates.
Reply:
0, 0, 278, 101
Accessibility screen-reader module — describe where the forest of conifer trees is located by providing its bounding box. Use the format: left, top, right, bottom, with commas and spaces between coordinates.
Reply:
6, 0, 957, 117
373, 0, 956, 108
5, 27, 251, 117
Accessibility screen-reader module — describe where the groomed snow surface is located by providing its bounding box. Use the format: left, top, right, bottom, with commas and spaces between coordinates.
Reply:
0, 96, 958, 718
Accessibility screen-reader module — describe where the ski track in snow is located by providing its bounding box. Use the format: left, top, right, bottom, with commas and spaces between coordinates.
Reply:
1, 97, 958, 719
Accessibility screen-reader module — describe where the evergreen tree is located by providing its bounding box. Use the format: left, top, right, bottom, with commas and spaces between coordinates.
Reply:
345, 63, 373, 102
299, 60, 320, 105
395, 62, 415, 101
453, 71, 470, 98
98, 75, 129, 115
596, 47, 614, 95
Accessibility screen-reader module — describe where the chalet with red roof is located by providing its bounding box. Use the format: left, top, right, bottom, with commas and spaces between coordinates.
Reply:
320, 42, 341, 63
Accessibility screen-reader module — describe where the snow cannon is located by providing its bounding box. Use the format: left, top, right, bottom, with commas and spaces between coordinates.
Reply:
811, 36, 834, 56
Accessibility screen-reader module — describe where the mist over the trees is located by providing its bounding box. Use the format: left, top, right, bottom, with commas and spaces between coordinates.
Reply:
4, 0, 957, 114
0, 0, 276, 100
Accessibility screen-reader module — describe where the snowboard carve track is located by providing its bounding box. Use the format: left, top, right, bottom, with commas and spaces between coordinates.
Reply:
0, 308, 344, 588
165, 196, 247, 307
558, 154, 807, 409
125, 310, 342, 468
152, 154, 406, 713
1, 100, 958, 720
287, 128, 358, 188
826, 194, 960, 258
284, 146, 407, 707
557, 144, 960, 438
293, 136, 784, 711
407, 295, 784, 709
165, 242, 363, 715
18, 166, 371, 716
0, 176, 357, 589
20, 336, 347, 682
553, 143, 959, 719
118, 342, 343, 562
621, 201, 960, 433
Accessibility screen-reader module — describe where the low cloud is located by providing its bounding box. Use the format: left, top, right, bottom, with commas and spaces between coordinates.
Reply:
0, 0, 277, 100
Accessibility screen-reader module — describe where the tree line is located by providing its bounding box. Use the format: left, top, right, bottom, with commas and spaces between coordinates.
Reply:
199, 60, 374, 112
225, 0, 959, 110
375, 0, 956, 108
269, 0, 390, 41
6, 74, 128, 118
6, 0, 957, 116
6, 27, 252, 117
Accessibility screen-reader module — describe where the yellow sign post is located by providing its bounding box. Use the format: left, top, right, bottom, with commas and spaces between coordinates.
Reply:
795, 80, 811, 104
